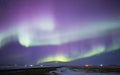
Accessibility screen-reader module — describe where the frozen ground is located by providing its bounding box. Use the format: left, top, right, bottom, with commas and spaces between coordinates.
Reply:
49, 67, 120, 75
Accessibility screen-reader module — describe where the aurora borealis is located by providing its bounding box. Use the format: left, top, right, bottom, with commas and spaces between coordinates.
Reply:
0, 0, 120, 65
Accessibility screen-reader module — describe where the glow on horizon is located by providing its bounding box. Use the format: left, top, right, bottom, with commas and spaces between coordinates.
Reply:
37, 54, 70, 64
36, 44, 120, 64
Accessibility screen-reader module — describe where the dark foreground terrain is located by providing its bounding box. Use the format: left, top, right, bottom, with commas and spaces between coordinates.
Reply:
0, 66, 59, 75
0, 66, 120, 75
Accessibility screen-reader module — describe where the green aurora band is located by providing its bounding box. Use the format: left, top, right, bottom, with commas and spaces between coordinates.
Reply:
0, 20, 120, 64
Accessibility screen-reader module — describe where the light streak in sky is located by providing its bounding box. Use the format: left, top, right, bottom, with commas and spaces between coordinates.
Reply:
0, 20, 120, 47
0, 0, 120, 64
0, 20, 120, 64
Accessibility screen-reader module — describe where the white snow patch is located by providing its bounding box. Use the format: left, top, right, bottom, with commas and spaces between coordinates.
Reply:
49, 67, 120, 75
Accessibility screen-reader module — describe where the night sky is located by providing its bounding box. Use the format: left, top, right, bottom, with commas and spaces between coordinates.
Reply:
0, 0, 120, 65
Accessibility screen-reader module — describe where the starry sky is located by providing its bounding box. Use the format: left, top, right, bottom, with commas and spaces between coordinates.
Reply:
0, 0, 120, 65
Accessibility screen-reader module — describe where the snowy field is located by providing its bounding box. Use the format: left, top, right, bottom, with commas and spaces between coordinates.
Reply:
49, 67, 120, 75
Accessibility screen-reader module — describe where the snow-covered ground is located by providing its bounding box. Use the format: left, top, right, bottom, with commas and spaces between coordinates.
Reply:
49, 67, 120, 75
